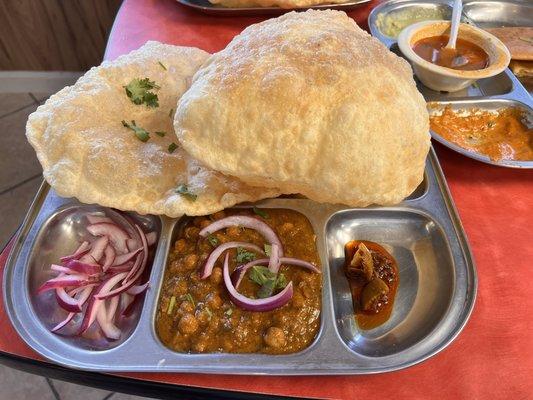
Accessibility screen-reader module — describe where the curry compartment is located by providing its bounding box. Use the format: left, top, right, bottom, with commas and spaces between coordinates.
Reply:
154, 207, 324, 355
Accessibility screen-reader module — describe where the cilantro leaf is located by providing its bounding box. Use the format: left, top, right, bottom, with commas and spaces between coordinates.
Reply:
253, 207, 268, 219
264, 244, 272, 257
123, 78, 160, 108
155, 131, 166, 137
176, 184, 197, 201
168, 142, 178, 153
181, 293, 195, 307
121, 120, 150, 142
236, 247, 257, 263
207, 234, 219, 247
249, 266, 287, 298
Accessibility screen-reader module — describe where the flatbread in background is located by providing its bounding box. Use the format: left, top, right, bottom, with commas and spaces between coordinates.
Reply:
209, 0, 346, 9
486, 27, 533, 60
26, 41, 279, 217
175, 10, 430, 207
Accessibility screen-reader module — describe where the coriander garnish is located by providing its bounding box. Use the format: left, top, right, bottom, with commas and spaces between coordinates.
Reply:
249, 265, 287, 298
264, 244, 272, 257
207, 234, 219, 247
166, 296, 176, 315
123, 78, 160, 108
176, 184, 197, 201
155, 131, 166, 137
224, 308, 233, 317
182, 293, 195, 307
253, 207, 268, 219
121, 120, 150, 142
236, 247, 256, 263
168, 142, 178, 153
158, 61, 167, 70
205, 307, 213, 321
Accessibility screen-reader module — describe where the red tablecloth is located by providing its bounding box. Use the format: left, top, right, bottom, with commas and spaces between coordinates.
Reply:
1, 0, 532, 398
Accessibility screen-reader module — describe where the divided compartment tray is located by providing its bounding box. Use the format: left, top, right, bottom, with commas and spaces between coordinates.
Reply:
3, 148, 477, 374
368, 0, 533, 169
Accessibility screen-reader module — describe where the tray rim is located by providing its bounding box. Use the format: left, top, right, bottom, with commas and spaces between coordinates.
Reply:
175, 0, 371, 16
2, 148, 478, 374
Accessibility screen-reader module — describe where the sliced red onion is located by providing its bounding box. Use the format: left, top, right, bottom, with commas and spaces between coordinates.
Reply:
55, 287, 82, 312
88, 236, 108, 262
127, 282, 149, 296
60, 241, 90, 264
199, 216, 283, 257
96, 226, 148, 300
145, 231, 157, 246
121, 293, 136, 317
86, 214, 113, 225
112, 248, 142, 266
78, 272, 128, 334
231, 257, 321, 289
199, 241, 264, 279
96, 302, 121, 340
51, 312, 76, 332
87, 223, 130, 254
65, 260, 102, 276
106, 296, 120, 322
223, 253, 293, 312
51, 264, 75, 274
37, 274, 93, 294
126, 238, 139, 252
268, 243, 281, 274
107, 262, 134, 273
102, 245, 115, 271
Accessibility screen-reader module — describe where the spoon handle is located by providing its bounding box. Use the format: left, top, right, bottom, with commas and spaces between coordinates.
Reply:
448, 0, 463, 49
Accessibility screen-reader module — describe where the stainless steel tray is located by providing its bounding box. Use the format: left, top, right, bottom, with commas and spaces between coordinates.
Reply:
3, 148, 477, 374
175, 0, 370, 16
368, 0, 533, 169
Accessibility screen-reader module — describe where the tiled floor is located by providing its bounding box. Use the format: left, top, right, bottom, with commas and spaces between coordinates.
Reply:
0, 85, 152, 399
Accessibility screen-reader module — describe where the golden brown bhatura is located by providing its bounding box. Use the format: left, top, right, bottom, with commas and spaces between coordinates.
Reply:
26, 41, 278, 217
175, 10, 430, 207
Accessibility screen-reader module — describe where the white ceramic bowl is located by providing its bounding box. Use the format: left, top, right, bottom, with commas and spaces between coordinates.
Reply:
398, 21, 511, 92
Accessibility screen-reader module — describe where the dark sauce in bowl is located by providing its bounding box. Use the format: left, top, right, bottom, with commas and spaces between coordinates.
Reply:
413, 35, 489, 71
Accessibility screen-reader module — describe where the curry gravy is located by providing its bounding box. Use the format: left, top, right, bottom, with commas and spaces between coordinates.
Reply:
156, 209, 322, 354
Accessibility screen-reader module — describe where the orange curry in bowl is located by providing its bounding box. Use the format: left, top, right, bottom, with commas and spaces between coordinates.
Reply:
156, 208, 322, 354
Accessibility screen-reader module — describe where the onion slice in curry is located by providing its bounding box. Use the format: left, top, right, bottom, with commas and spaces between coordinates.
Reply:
199, 216, 284, 257
199, 241, 264, 279
222, 253, 294, 312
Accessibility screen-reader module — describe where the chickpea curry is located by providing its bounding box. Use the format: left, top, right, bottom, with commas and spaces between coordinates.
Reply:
156, 208, 322, 354
344, 240, 399, 330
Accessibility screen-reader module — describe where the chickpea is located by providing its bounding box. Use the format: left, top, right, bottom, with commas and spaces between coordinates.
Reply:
291, 291, 305, 308
212, 211, 226, 220
264, 327, 286, 348
199, 219, 211, 229
183, 254, 199, 270
206, 293, 223, 309
210, 267, 223, 285
193, 217, 207, 228
179, 300, 194, 314
196, 309, 210, 325
185, 226, 200, 240
178, 313, 199, 334
174, 239, 187, 253
192, 338, 208, 353
173, 280, 188, 297
279, 222, 294, 235
226, 226, 241, 237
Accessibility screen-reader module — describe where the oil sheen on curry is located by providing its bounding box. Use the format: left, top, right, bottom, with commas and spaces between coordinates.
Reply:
430, 106, 533, 161
156, 208, 322, 354
344, 240, 399, 330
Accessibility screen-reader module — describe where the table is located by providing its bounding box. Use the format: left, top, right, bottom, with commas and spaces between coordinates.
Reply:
1, 0, 533, 398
